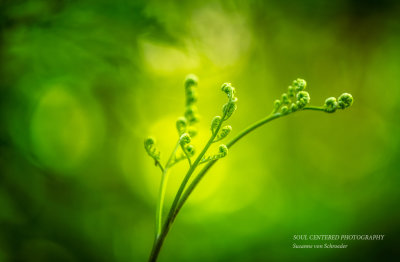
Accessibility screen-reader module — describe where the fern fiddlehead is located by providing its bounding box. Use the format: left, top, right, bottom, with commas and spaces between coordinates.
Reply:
145, 76, 353, 262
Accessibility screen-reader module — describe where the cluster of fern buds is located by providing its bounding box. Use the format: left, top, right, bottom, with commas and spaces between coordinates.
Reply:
144, 75, 201, 168
144, 137, 161, 168
272, 78, 353, 115
324, 93, 354, 113
273, 78, 310, 115
144, 75, 354, 262
199, 83, 237, 164
184, 74, 199, 137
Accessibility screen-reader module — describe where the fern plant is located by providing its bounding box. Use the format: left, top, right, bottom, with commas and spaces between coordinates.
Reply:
144, 75, 353, 262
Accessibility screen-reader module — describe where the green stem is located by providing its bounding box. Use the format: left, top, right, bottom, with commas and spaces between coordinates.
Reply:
168, 154, 186, 168
148, 113, 226, 262
173, 112, 282, 221
180, 144, 192, 167
149, 112, 276, 262
156, 162, 165, 173
149, 106, 332, 261
226, 112, 281, 148
175, 107, 331, 216
175, 107, 332, 218
168, 113, 226, 220
303, 106, 326, 112
155, 140, 180, 238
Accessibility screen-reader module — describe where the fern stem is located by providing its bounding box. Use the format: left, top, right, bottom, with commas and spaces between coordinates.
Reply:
148, 113, 226, 262
149, 108, 333, 261
174, 112, 282, 221
155, 140, 180, 238
180, 144, 192, 167
303, 106, 326, 112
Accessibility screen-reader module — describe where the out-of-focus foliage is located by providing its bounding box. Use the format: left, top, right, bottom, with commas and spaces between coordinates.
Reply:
0, 0, 399, 261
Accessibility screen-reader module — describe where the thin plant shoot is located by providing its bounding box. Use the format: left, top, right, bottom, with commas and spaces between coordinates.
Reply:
144, 75, 353, 262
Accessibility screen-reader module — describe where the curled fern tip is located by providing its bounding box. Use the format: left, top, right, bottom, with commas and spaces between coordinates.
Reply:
179, 133, 191, 145
338, 93, 353, 109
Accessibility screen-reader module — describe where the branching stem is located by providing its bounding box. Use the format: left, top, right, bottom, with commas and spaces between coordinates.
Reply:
149, 108, 334, 261
148, 112, 226, 262
303, 106, 326, 112
155, 140, 180, 238
146, 76, 353, 262
174, 112, 282, 221
180, 145, 192, 167
176, 107, 331, 217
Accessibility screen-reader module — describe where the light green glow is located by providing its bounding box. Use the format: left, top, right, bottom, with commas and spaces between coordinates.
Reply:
30, 86, 97, 172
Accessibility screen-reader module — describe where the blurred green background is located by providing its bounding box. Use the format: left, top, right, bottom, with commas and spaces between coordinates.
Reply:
1, 0, 399, 261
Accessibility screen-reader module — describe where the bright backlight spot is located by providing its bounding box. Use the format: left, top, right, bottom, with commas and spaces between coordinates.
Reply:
191, 8, 251, 67
140, 40, 199, 74
30, 86, 101, 172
